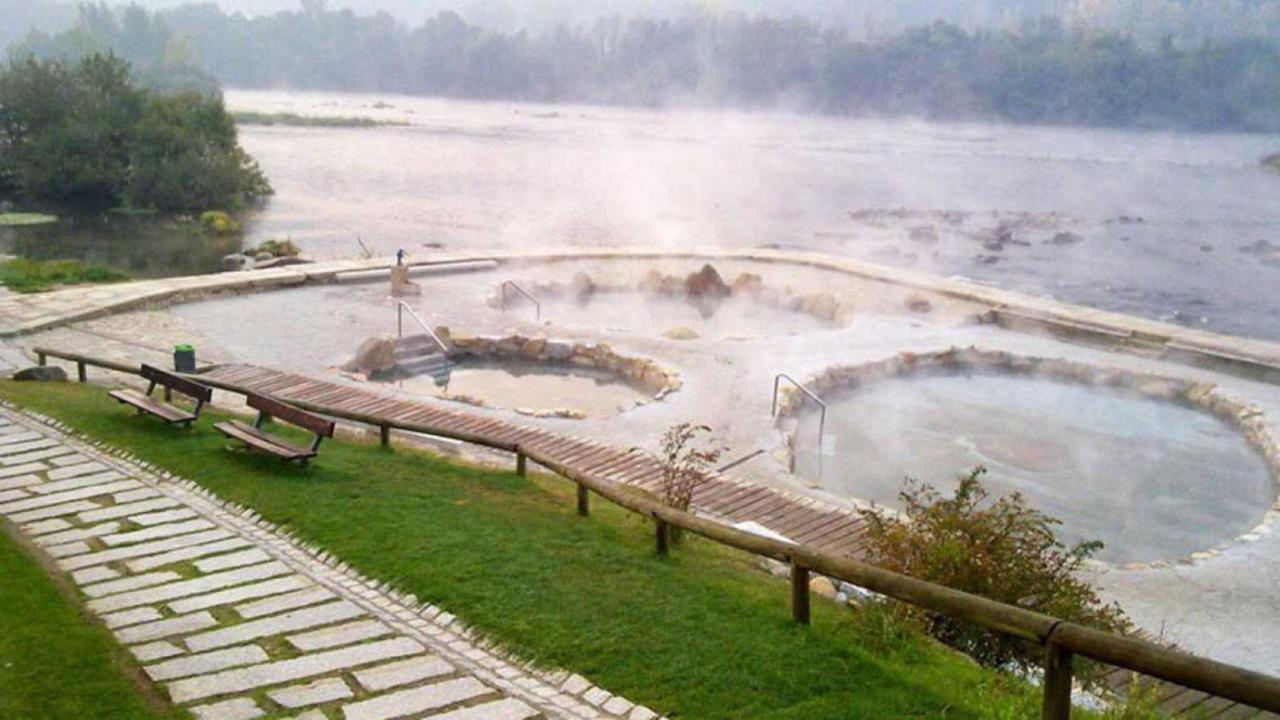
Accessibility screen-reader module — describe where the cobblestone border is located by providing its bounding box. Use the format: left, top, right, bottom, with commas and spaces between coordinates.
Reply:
773, 347, 1280, 571
0, 400, 664, 720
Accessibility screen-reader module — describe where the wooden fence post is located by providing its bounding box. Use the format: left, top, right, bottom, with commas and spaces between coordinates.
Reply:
577, 483, 590, 516
37, 353, 46, 366
515, 449, 527, 477
791, 559, 811, 625
1042, 641, 1074, 720
77, 361, 87, 383
655, 519, 670, 556
380, 424, 391, 448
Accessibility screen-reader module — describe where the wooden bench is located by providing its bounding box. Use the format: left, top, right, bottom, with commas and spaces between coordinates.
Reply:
109, 365, 212, 428
214, 393, 335, 467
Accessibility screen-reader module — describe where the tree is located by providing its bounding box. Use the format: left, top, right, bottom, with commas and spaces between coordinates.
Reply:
0, 54, 142, 207
129, 92, 271, 212
0, 54, 270, 212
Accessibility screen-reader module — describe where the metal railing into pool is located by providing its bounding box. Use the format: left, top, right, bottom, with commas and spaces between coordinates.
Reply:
30, 345, 1280, 719
395, 301, 450, 354
500, 280, 542, 322
772, 373, 827, 461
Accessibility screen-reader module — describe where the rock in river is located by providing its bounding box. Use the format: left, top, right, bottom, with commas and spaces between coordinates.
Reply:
685, 264, 730, 300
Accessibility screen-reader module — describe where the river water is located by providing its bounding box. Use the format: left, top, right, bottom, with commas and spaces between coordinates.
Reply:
219, 90, 1280, 341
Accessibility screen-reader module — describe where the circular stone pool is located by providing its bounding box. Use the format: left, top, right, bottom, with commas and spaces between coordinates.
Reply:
791, 366, 1276, 565
382, 360, 653, 418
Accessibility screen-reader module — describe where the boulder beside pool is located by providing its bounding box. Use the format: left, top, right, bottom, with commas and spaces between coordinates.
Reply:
12, 366, 68, 382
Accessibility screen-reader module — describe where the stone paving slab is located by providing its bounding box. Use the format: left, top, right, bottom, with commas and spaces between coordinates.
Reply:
0, 406, 657, 720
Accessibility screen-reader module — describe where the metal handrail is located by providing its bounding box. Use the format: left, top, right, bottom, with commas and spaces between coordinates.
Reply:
500, 280, 542, 322
32, 344, 1280, 717
772, 373, 826, 458
395, 302, 450, 355
718, 449, 766, 473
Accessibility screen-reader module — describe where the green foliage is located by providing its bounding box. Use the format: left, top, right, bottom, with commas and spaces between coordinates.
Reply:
0, 524, 185, 719
0, 54, 271, 213
858, 467, 1130, 678
122, 4, 1280, 132
198, 210, 239, 235
1099, 675, 1164, 720
0, 258, 128, 292
0, 54, 143, 208
246, 238, 301, 258
14, 1, 218, 95
232, 112, 406, 128
0, 380, 1061, 720
129, 93, 272, 212
0, 213, 57, 227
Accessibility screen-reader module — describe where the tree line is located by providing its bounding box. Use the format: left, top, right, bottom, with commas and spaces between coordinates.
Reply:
12, 2, 1280, 132
0, 53, 271, 213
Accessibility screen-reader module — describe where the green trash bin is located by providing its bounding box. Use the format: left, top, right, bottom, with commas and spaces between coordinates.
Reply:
174, 344, 196, 373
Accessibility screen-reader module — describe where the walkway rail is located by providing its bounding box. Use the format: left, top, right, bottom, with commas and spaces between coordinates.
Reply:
500, 280, 542, 322
772, 373, 827, 460
30, 346, 1280, 719
395, 302, 450, 354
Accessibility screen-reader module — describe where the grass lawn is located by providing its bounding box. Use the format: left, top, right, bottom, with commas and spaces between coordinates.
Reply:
0, 258, 129, 293
0, 522, 186, 719
0, 379, 1055, 719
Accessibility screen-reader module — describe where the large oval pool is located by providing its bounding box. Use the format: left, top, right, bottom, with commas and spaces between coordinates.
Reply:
794, 373, 1274, 565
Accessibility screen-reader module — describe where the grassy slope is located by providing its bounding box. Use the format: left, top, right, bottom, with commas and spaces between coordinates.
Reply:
0, 380, 1046, 720
0, 525, 186, 719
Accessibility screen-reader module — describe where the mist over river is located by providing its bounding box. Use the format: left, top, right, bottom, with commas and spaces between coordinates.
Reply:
226, 89, 1280, 342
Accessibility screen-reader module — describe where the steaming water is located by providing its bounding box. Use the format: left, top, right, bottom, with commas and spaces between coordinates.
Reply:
535, 293, 833, 338
793, 374, 1274, 564
387, 361, 650, 418
226, 89, 1280, 342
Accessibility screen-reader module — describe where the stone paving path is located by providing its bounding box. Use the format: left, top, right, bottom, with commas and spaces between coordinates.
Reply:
0, 405, 655, 720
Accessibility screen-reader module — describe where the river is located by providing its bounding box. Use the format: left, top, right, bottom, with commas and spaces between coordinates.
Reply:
220, 89, 1278, 342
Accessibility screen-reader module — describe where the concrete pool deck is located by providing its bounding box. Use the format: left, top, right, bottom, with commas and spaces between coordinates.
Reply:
8, 248, 1280, 678
3, 246, 1280, 370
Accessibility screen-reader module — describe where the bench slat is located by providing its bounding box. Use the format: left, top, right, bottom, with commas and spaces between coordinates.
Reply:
247, 394, 335, 438
214, 420, 314, 460
140, 365, 213, 403
109, 389, 197, 424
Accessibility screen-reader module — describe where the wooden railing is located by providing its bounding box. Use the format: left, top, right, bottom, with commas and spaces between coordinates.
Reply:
30, 346, 1280, 718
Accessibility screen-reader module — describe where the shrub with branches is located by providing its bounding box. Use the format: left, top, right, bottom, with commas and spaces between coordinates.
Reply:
858, 467, 1130, 677
656, 423, 723, 542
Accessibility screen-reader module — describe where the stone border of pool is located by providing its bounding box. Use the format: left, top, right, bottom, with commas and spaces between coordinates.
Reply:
2, 247, 1279, 379
773, 347, 1280, 571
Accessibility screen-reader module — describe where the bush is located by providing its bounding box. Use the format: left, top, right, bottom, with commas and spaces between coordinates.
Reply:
655, 423, 722, 544
247, 238, 301, 258
857, 467, 1129, 678
199, 211, 239, 235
